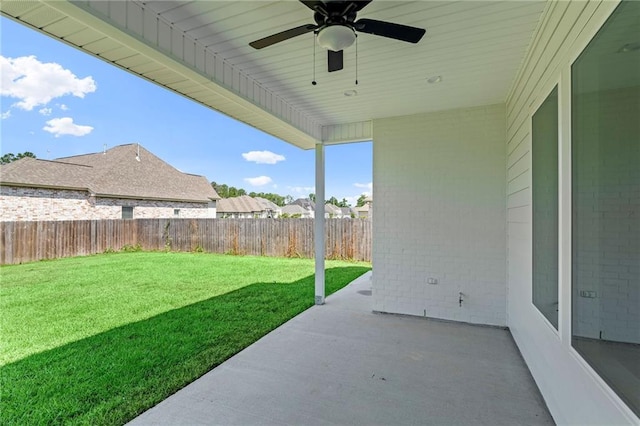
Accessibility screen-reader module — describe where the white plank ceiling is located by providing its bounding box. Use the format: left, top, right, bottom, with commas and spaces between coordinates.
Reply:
1, 1, 546, 149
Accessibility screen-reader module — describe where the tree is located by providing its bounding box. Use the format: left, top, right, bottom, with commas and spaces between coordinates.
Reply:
211, 181, 290, 207
356, 194, 368, 207
326, 196, 339, 206
338, 198, 350, 208
0, 151, 36, 165
309, 193, 316, 202
211, 182, 230, 198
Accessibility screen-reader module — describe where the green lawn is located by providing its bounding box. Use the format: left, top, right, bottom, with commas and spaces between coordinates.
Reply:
0, 252, 370, 425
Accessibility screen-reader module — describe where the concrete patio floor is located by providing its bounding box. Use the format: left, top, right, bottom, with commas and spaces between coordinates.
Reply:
129, 272, 554, 425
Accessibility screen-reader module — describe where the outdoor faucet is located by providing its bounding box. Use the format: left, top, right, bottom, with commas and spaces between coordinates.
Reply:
459, 292, 464, 307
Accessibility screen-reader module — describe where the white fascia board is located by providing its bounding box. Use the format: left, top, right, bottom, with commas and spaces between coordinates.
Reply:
40, 0, 321, 149
322, 121, 373, 145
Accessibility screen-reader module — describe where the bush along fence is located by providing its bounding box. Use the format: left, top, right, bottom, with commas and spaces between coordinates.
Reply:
0, 218, 372, 265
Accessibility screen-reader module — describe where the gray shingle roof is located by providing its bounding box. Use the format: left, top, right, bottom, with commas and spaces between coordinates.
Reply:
0, 144, 219, 203
216, 195, 264, 214
291, 198, 315, 211
0, 157, 92, 190
254, 197, 280, 211
281, 204, 309, 215
325, 203, 342, 215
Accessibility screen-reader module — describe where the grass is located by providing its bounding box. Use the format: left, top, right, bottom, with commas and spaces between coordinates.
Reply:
0, 252, 370, 425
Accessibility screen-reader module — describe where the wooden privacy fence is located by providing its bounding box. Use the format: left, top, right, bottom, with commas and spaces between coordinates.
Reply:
0, 218, 372, 265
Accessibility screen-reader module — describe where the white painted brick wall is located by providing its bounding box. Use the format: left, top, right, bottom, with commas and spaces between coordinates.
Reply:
0, 186, 215, 221
372, 104, 507, 326
572, 87, 639, 343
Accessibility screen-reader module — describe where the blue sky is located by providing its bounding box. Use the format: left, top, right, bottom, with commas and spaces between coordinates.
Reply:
0, 17, 372, 205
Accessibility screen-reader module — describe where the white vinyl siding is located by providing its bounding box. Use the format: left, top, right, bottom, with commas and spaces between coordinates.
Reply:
505, 0, 637, 424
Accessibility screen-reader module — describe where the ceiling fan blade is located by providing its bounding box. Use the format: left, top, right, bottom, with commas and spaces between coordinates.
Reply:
249, 24, 317, 49
328, 50, 343, 72
355, 18, 425, 44
299, 0, 328, 16
351, 0, 373, 13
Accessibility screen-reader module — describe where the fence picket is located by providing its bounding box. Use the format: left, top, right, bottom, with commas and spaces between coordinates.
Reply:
0, 218, 372, 264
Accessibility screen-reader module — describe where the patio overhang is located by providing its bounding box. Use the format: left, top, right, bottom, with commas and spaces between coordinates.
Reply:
1, 1, 546, 147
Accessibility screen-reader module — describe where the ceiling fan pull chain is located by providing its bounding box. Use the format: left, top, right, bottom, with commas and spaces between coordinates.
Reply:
312, 32, 317, 86
355, 34, 359, 85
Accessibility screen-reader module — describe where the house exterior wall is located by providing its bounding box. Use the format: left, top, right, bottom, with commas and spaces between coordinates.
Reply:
0, 186, 215, 221
572, 87, 639, 343
371, 104, 507, 326
504, 0, 636, 424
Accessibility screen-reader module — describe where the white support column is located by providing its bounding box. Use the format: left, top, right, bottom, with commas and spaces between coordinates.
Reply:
314, 143, 325, 305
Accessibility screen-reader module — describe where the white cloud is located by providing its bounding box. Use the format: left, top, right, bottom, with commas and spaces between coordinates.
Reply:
244, 176, 272, 186
287, 186, 315, 194
344, 196, 359, 206
1, 110, 11, 120
59, 103, 69, 111
43, 117, 93, 137
1, 55, 96, 111
39, 107, 52, 116
241, 150, 285, 164
354, 182, 373, 191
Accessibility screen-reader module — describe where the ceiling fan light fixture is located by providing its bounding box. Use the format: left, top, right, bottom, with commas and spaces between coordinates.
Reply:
317, 25, 356, 51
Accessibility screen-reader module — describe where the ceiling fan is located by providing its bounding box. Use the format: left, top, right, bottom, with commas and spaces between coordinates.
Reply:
249, 0, 426, 73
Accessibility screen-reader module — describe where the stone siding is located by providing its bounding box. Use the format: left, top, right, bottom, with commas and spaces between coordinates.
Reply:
0, 186, 215, 221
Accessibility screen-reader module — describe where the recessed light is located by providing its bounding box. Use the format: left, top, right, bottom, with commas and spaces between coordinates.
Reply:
618, 42, 640, 53
344, 90, 358, 97
427, 75, 442, 84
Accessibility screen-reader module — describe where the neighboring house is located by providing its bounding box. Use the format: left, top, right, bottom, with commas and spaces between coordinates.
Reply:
354, 197, 372, 219
254, 197, 281, 218
355, 203, 369, 219
216, 195, 266, 218
289, 198, 315, 218
324, 203, 342, 219
281, 204, 311, 218
0, 144, 219, 221
4, 2, 637, 423
339, 207, 354, 218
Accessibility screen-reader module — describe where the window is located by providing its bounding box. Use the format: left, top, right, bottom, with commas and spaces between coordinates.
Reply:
571, 1, 639, 416
532, 86, 559, 329
122, 206, 133, 219
173, 209, 180, 218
